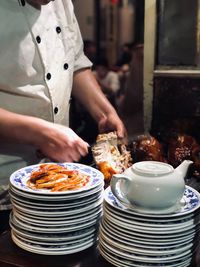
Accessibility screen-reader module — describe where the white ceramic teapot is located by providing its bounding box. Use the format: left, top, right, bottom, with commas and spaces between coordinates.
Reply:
110, 160, 193, 213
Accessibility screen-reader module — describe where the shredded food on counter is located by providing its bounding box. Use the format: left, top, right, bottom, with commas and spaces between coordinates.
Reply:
92, 131, 132, 182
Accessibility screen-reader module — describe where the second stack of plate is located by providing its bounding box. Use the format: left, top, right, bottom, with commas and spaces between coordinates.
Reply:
9, 162, 104, 255
99, 186, 200, 267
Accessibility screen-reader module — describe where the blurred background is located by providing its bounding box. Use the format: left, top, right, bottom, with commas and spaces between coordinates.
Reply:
71, 0, 200, 147
73, 0, 144, 65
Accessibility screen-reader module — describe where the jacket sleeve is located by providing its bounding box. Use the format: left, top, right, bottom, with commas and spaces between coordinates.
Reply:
72, 15, 93, 72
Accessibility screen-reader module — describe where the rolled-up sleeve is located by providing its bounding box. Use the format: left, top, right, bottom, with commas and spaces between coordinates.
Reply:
73, 16, 93, 72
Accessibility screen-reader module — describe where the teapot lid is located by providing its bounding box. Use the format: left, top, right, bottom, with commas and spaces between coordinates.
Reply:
132, 161, 174, 176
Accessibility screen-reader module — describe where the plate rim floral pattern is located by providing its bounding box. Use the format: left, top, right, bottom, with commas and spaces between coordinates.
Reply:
10, 162, 104, 195
104, 186, 200, 217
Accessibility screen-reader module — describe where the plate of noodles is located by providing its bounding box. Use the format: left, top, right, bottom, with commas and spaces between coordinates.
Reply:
10, 162, 104, 195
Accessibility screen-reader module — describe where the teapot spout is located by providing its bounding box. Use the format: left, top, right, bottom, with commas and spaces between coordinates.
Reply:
175, 160, 193, 178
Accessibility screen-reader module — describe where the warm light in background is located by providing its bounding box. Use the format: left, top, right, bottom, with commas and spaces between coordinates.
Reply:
110, 0, 119, 5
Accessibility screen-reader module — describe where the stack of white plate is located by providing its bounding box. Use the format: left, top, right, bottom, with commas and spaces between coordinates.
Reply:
9, 162, 104, 255
99, 186, 200, 267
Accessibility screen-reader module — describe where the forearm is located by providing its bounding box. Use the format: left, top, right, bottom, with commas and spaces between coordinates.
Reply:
0, 108, 46, 146
72, 68, 127, 137
101, 83, 114, 95
72, 69, 118, 122
0, 108, 89, 162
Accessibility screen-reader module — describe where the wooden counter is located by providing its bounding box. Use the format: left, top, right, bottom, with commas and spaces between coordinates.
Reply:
0, 230, 199, 267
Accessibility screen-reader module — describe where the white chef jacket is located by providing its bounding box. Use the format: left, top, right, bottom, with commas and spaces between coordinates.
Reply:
0, 0, 92, 189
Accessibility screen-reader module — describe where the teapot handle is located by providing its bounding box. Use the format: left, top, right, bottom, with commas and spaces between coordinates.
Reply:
110, 174, 132, 205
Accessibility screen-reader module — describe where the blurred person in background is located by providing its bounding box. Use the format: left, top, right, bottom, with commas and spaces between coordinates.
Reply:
115, 43, 133, 68
0, 0, 126, 233
93, 58, 120, 108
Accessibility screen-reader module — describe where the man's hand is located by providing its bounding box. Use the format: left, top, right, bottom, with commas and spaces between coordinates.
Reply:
0, 108, 89, 163
98, 113, 127, 138
36, 123, 89, 162
72, 68, 127, 139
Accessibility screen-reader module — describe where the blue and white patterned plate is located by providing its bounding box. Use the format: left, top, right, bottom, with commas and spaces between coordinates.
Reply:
11, 231, 96, 255
10, 163, 104, 195
10, 221, 97, 242
11, 212, 100, 233
104, 186, 200, 218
